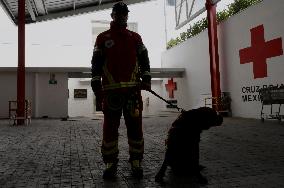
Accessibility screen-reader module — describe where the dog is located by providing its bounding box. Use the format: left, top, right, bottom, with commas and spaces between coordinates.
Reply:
155, 107, 223, 184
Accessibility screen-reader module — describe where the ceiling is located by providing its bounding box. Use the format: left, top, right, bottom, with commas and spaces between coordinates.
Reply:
0, 0, 151, 25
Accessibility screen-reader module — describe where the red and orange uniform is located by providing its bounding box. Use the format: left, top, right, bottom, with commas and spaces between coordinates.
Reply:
91, 21, 151, 164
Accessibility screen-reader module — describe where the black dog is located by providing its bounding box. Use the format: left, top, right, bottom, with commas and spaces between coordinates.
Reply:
155, 107, 223, 184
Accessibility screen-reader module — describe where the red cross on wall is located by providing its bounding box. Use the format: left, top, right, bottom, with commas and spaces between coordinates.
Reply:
165, 78, 177, 98
239, 24, 283, 79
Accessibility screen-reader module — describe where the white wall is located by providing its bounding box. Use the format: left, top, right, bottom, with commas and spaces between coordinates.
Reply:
162, 31, 211, 111
0, 73, 34, 118
162, 0, 284, 118
0, 72, 68, 118
36, 73, 68, 118
218, 0, 284, 118
68, 78, 95, 117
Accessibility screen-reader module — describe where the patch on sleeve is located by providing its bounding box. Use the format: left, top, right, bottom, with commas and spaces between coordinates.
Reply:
105, 40, 115, 48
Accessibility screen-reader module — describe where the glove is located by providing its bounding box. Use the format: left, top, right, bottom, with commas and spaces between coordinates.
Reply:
91, 79, 102, 94
91, 79, 103, 111
95, 92, 103, 111
141, 74, 151, 91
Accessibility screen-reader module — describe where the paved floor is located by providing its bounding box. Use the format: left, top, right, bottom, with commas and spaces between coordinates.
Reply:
0, 115, 283, 188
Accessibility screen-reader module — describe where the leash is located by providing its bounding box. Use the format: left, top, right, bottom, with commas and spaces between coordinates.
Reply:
96, 83, 185, 112
147, 89, 185, 112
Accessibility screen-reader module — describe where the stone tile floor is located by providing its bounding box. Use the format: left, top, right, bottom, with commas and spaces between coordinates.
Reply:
0, 115, 283, 187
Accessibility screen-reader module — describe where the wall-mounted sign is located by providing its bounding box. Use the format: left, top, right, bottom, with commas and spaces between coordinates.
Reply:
74, 89, 87, 99
49, 73, 57, 84
241, 83, 284, 103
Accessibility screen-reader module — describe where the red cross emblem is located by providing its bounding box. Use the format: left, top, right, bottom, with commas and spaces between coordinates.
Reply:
239, 25, 283, 79
165, 78, 177, 98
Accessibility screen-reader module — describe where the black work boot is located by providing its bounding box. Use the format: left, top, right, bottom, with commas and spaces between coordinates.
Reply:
130, 160, 143, 178
103, 162, 118, 179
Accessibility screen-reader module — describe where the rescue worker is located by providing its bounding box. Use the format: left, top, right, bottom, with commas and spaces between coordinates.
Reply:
91, 1, 151, 179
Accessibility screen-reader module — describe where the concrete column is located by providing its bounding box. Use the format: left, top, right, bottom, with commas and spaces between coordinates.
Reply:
206, 0, 221, 111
